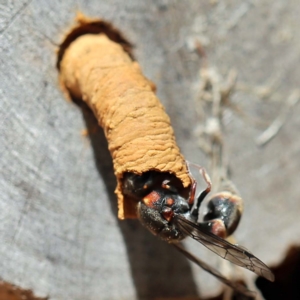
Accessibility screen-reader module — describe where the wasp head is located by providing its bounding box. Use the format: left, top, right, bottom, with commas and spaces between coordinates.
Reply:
122, 171, 191, 242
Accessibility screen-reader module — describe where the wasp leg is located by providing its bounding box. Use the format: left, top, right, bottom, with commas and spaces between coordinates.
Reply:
200, 191, 244, 238
186, 162, 212, 218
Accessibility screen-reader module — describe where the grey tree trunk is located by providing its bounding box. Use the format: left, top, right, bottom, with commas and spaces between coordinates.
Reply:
1, 1, 300, 299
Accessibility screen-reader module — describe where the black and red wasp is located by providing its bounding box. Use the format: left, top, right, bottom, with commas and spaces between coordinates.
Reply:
122, 162, 274, 297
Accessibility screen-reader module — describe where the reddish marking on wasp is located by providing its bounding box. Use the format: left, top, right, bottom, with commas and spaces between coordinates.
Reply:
166, 198, 174, 206
210, 219, 226, 239
162, 207, 174, 222
142, 191, 160, 208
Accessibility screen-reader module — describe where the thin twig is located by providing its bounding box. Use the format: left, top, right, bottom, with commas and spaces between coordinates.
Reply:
256, 89, 300, 146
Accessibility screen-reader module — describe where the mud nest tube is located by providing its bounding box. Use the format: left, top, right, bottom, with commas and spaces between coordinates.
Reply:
57, 14, 192, 219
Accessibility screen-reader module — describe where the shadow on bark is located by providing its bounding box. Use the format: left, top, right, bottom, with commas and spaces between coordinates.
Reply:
256, 245, 300, 300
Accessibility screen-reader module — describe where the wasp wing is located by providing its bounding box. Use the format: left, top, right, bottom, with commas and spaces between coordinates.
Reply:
175, 215, 274, 282
173, 242, 256, 298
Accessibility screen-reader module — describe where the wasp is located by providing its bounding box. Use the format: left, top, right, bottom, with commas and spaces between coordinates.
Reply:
122, 162, 274, 297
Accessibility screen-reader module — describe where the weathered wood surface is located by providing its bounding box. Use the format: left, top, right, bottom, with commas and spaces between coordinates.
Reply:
0, 1, 300, 299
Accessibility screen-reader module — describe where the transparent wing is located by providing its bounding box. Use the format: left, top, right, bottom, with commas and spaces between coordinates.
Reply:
173, 243, 256, 299
175, 215, 275, 282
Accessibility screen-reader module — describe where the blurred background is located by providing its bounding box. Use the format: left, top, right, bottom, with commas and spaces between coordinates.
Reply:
0, 1, 300, 299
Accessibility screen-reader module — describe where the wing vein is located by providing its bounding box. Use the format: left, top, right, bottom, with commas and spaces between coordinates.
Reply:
174, 214, 275, 282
